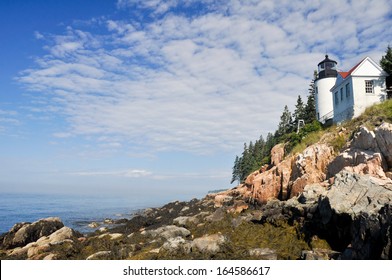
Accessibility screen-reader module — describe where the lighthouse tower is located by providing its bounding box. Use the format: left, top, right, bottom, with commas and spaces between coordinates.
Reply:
315, 55, 338, 123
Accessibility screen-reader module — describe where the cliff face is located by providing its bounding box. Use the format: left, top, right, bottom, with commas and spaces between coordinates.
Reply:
243, 143, 334, 203
241, 122, 392, 205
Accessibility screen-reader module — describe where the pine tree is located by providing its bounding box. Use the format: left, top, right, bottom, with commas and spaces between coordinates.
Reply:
304, 76, 316, 123
293, 95, 305, 123
276, 105, 293, 137
230, 155, 241, 184
240, 142, 256, 182
230, 135, 272, 184
262, 132, 276, 164
253, 135, 265, 167
380, 45, 392, 74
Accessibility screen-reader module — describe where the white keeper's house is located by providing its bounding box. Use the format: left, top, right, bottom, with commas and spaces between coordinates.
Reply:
315, 55, 388, 124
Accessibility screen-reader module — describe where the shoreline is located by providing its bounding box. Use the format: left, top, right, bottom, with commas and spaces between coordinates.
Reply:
1, 182, 392, 260
0, 191, 170, 235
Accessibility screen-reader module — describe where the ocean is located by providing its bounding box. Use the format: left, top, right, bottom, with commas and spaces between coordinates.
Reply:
0, 192, 166, 234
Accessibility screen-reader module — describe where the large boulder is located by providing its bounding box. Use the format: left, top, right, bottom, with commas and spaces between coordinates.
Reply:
37, 226, 81, 245
192, 234, 226, 254
2, 217, 64, 249
7, 226, 81, 259
327, 124, 392, 179
319, 171, 392, 222
327, 150, 388, 179
351, 126, 378, 150
343, 153, 388, 179
141, 225, 190, 240
161, 237, 191, 254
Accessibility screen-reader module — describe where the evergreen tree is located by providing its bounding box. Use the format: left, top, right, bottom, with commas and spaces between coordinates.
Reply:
240, 142, 256, 182
304, 76, 316, 123
293, 95, 306, 123
230, 135, 272, 184
231, 155, 240, 184
253, 135, 265, 166
262, 132, 276, 164
380, 45, 392, 74
276, 105, 293, 137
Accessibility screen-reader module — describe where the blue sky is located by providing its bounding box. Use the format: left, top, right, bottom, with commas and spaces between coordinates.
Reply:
1, 0, 391, 201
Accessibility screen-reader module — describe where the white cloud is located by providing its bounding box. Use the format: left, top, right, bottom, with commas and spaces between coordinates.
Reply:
71, 168, 152, 178
116, 0, 180, 17
18, 0, 392, 155
34, 31, 45, 40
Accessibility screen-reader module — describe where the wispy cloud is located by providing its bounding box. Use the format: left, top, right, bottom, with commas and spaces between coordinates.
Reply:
0, 109, 21, 135
69, 168, 230, 181
17, 0, 392, 156
70, 168, 152, 178
117, 0, 177, 14
151, 171, 231, 180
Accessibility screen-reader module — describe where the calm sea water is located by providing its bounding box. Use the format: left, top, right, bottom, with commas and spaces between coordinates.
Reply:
0, 192, 163, 234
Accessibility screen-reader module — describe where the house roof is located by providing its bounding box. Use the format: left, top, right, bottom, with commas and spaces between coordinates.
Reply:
338, 58, 366, 79
338, 72, 349, 79
330, 56, 388, 93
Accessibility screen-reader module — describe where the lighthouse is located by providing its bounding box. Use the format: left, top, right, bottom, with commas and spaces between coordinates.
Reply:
315, 55, 338, 123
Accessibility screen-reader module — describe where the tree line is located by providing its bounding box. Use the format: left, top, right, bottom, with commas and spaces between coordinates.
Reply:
231, 76, 319, 184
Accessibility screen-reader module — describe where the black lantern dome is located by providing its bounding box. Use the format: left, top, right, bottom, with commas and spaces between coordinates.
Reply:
316, 55, 338, 80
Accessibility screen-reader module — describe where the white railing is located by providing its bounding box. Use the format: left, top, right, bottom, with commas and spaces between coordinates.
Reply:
319, 110, 334, 124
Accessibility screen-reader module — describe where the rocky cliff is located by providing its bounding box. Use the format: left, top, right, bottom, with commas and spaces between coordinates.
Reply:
241, 122, 392, 205
1, 122, 392, 260
222, 121, 392, 259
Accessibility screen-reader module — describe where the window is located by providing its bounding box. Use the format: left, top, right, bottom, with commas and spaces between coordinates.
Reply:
340, 88, 343, 101
365, 80, 374, 94
315, 87, 318, 95
346, 83, 350, 98
325, 62, 336, 70
334, 92, 338, 104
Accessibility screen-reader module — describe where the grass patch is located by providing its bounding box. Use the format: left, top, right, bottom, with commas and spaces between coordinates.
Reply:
329, 134, 347, 152
342, 99, 392, 132
290, 130, 325, 155
358, 99, 392, 126
286, 99, 392, 156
